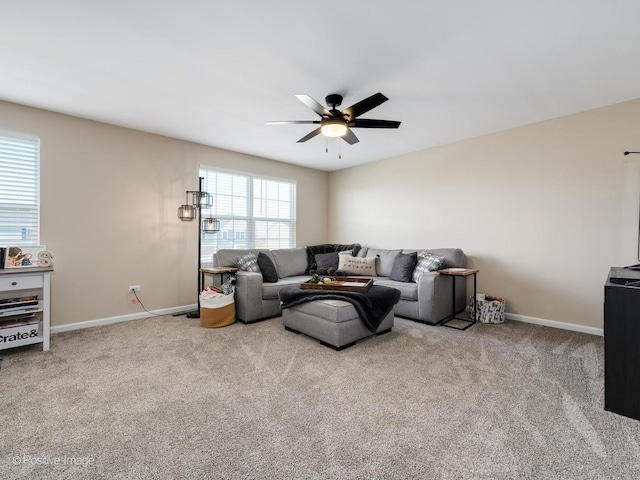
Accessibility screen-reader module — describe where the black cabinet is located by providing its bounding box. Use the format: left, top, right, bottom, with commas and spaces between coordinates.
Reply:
604, 268, 640, 421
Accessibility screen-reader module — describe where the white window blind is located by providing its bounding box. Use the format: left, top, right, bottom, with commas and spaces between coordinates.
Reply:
0, 133, 40, 246
199, 167, 296, 263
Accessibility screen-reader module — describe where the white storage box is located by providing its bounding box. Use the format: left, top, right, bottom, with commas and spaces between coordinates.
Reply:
470, 294, 506, 324
0, 321, 40, 346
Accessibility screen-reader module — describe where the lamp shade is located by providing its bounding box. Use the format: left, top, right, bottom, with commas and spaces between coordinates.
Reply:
192, 191, 212, 208
202, 217, 220, 232
178, 204, 196, 220
321, 119, 348, 137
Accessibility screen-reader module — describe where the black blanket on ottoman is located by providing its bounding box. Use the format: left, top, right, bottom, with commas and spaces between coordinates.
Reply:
279, 285, 401, 333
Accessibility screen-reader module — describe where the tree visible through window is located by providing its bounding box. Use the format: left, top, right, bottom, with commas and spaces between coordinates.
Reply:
199, 167, 296, 263
0, 133, 40, 246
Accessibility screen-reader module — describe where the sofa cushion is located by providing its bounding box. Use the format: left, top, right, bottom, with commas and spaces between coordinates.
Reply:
389, 252, 418, 282
235, 252, 260, 272
214, 249, 275, 268
271, 247, 308, 278
365, 248, 402, 277
262, 275, 310, 300
257, 252, 279, 283
337, 255, 377, 276
423, 248, 466, 269
374, 278, 418, 301
285, 298, 361, 323
215, 249, 253, 267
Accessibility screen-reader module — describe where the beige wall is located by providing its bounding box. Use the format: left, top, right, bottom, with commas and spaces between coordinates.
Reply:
329, 98, 640, 330
0, 100, 329, 327
4, 96, 640, 331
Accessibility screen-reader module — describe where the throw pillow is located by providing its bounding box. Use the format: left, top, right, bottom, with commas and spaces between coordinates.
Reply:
257, 252, 278, 283
235, 252, 260, 272
306, 244, 361, 274
315, 252, 339, 270
331, 250, 354, 274
389, 252, 418, 282
337, 255, 377, 276
412, 253, 445, 282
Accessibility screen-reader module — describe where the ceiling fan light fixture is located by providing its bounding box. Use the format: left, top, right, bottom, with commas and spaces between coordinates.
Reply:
271, 92, 399, 145
321, 119, 348, 138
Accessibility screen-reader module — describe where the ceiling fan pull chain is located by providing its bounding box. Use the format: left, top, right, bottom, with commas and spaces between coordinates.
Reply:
325, 137, 328, 153
339, 139, 342, 160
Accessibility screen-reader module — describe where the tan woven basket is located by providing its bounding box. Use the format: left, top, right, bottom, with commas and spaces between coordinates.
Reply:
200, 302, 236, 328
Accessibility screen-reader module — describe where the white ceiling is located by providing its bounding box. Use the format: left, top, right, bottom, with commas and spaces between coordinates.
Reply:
2, 1, 640, 171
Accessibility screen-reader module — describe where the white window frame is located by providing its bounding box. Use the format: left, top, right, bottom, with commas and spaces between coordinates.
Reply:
199, 166, 296, 263
0, 131, 40, 247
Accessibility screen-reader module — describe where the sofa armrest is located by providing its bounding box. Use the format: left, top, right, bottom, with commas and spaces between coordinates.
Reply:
234, 271, 265, 322
416, 272, 465, 323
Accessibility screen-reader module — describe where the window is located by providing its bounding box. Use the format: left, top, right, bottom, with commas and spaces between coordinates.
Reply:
0, 133, 40, 246
199, 167, 296, 263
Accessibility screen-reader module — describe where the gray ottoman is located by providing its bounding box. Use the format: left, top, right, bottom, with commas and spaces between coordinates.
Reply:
282, 298, 394, 350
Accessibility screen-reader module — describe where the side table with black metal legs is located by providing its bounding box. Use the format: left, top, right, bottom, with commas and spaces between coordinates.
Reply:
437, 268, 479, 330
200, 267, 239, 293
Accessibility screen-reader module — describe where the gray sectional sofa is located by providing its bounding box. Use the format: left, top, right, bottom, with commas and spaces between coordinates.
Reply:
212, 245, 468, 325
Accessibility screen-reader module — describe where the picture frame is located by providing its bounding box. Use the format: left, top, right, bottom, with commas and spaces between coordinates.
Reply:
4, 246, 48, 268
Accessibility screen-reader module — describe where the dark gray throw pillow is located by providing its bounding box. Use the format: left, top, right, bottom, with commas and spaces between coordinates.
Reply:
257, 252, 278, 283
389, 252, 418, 282
306, 243, 361, 274
315, 251, 339, 270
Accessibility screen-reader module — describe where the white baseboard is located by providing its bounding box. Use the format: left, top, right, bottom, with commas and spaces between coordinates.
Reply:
506, 312, 603, 336
51, 305, 603, 337
50, 304, 197, 334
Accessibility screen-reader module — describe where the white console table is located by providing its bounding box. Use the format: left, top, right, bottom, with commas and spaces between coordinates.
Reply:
0, 267, 52, 351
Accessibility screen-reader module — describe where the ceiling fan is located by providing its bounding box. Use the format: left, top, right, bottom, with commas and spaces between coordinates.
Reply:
267, 92, 401, 145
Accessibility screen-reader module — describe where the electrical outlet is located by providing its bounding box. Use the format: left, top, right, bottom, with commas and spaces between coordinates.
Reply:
128, 285, 141, 293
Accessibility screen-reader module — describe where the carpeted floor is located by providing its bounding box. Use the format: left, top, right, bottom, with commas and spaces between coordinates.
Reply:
1, 315, 639, 479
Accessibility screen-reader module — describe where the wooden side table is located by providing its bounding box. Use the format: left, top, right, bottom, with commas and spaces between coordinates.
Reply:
437, 268, 479, 330
183, 267, 239, 319
200, 267, 238, 291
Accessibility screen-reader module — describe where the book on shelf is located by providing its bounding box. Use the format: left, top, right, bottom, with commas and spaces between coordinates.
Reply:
0, 295, 39, 310
0, 247, 5, 268
0, 314, 38, 329
0, 306, 39, 317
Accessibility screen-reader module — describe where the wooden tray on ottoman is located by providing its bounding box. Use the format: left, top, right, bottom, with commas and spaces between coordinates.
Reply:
301, 277, 373, 293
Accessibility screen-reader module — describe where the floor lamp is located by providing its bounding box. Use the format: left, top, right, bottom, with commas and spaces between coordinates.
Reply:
178, 176, 220, 318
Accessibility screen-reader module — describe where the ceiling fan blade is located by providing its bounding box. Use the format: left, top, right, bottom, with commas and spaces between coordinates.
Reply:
342, 129, 359, 145
295, 94, 331, 117
297, 127, 322, 143
343, 92, 388, 120
351, 119, 401, 129
266, 120, 321, 125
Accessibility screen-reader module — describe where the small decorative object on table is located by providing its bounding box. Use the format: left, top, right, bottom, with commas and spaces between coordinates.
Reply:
301, 276, 373, 293
3, 246, 52, 268
470, 294, 506, 324
37, 250, 54, 267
